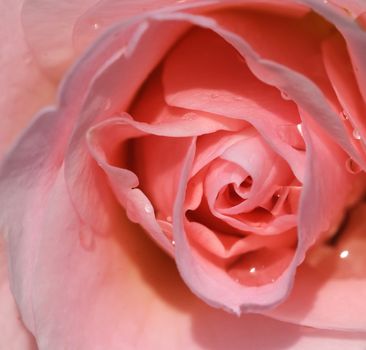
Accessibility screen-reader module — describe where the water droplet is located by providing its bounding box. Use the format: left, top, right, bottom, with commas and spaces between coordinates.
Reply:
144, 203, 153, 213
339, 250, 349, 259
249, 267, 256, 274
182, 112, 196, 120
340, 110, 349, 120
353, 129, 361, 140
93, 23, 100, 30
166, 216, 172, 222
171, 240, 176, 246
345, 158, 362, 174
323, 0, 328, 4
280, 90, 291, 100
296, 123, 303, 136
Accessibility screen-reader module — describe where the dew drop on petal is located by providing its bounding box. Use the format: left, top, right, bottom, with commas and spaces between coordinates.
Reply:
339, 250, 349, 259
296, 123, 303, 136
280, 90, 291, 100
345, 158, 362, 174
182, 112, 196, 120
340, 110, 349, 120
353, 129, 361, 140
171, 240, 176, 246
249, 267, 256, 274
144, 203, 153, 214
93, 23, 100, 30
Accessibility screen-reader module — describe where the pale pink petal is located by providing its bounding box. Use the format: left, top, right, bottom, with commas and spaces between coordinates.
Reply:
73, 0, 201, 54
172, 139, 298, 313
265, 202, 366, 332
0, 237, 37, 350
2, 164, 365, 349
129, 64, 243, 131
0, 0, 56, 159
299, 0, 366, 105
162, 25, 307, 181
322, 33, 366, 148
21, 0, 100, 81
74, 0, 310, 54
155, 9, 362, 167
64, 15, 189, 237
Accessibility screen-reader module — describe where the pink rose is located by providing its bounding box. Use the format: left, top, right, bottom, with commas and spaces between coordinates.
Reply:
1, 0, 366, 349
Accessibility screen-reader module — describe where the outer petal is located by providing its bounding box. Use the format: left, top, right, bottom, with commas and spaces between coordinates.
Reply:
3, 168, 366, 350
0, 237, 37, 350
0, 0, 56, 158
299, 0, 366, 104
21, 0, 100, 81
265, 202, 366, 332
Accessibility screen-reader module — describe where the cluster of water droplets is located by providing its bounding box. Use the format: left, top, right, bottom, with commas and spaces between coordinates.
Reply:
341, 110, 363, 174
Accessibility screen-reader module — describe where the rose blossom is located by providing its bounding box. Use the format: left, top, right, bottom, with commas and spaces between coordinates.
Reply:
1, 0, 366, 349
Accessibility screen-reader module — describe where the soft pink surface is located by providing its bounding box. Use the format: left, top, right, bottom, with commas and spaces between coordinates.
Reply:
1, 0, 366, 349
0, 237, 37, 349
0, 0, 56, 159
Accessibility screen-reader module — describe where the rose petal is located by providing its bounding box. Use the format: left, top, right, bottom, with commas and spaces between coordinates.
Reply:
3, 162, 366, 349
172, 138, 298, 313
265, 202, 366, 332
74, 0, 310, 55
64, 15, 189, 237
0, 0, 56, 158
159, 9, 363, 167
322, 33, 366, 146
73, 0, 202, 55
21, 0, 100, 81
0, 237, 37, 350
299, 0, 366, 105
162, 25, 306, 181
